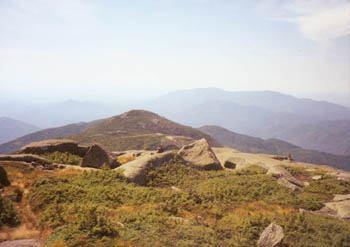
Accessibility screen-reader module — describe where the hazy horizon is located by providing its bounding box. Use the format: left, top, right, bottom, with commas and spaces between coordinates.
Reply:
1, 0, 349, 107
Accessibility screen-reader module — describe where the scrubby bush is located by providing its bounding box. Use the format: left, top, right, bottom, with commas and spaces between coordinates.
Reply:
27, 163, 350, 246
41, 151, 82, 165
305, 176, 350, 195
0, 194, 21, 229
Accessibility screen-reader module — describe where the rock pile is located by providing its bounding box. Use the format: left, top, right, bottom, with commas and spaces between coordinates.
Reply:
1, 139, 118, 169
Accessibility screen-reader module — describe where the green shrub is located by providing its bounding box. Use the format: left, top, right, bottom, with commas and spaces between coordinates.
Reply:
0, 194, 21, 229
41, 151, 82, 165
28, 164, 350, 246
305, 176, 350, 195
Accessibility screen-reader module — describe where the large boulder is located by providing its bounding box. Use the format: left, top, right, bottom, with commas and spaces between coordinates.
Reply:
0, 154, 52, 166
257, 222, 284, 247
267, 166, 303, 191
0, 163, 11, 188
80, 144, 113, 169
118, 151, 181, 185
17, 139, 88, 157
177, 139, 222, 171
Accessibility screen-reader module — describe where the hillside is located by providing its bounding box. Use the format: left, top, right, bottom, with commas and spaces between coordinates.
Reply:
0, 117, 40, 144
269, 120, 350, 156
69, 110, 221, 151
199, 125, 350, 171
0, 120, 102, 154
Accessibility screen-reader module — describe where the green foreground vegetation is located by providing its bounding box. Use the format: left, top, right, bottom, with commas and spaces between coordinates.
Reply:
22, 163, 350, 247
0, 194, 21, 229
41, 151, 83, 166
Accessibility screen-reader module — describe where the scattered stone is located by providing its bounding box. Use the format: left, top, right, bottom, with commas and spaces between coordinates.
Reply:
171, 186, 181, 192
303, 181, 310, 187
333, 194, 350, 202
267, 166, 303, 191
0, 239, 41, 247
321, 200, 350, 220
156, 146, 164, 153
118, 151, 182, 185
0, 163, 11, 188
177, 139, 222, 171
312, 175, 322, 180
257, 222, 284, 247
169, 216, 190, 223
317, 194, 350, 220
81, 144, 113, 169
223, 158, 237, 169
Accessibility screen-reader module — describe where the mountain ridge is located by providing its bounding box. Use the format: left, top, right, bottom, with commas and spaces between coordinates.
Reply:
0, 117, 41, 145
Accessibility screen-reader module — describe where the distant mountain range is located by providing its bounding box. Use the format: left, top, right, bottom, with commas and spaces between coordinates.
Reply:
268, 120, 350, 156
1, 88, 350, 156
199, 125, 350, 171
144, 88, 350, 155
0, 117, 40, 145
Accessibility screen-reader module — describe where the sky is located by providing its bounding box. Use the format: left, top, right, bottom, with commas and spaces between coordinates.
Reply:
0, 0, 349, 104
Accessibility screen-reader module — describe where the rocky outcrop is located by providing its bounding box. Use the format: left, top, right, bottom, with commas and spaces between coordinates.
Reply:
318, 194, 350, 220
0, 239, 41, 247
118, 151, 181, 185
0, 163, 11, 188
0, 154, 52, 166
177, 139, 222, 170
267, 166, 303, 191
15, 139, 119, 169
257, 222, 284, 247
81, 144, 115, 169
17, 139, 88, 157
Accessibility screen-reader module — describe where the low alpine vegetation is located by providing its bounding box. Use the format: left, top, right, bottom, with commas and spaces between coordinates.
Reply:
24, 162, 350, 246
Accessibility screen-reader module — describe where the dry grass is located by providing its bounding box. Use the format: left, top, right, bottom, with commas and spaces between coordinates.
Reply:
54, 167, 84, 177
230, 201, 295, 217
0, 224, 40, 241
117, 156, 136, 164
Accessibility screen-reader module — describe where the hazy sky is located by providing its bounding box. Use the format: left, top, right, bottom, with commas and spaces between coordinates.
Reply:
0, 0, 349, 103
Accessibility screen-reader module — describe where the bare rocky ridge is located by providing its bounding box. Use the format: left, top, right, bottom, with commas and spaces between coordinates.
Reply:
17, 139, 88, 157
